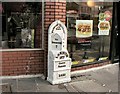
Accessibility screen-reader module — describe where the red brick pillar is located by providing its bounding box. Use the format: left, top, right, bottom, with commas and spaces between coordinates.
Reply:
44, 1, 66, 78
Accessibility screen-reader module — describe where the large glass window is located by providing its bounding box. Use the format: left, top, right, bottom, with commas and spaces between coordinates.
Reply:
66, 2, 113, 65
1, 2, 42, 49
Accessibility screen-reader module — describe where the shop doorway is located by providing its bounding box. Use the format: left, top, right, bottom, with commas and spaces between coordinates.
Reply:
110, 2, 119, 63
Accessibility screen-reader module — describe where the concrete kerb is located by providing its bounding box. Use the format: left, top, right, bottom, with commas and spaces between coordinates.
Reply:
71, 63, 119, 77
0, 74, 44, 80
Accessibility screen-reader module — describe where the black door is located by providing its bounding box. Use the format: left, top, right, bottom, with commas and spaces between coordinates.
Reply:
110, 2, 119, 63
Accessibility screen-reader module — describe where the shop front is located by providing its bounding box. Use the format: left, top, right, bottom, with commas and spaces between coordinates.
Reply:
1, 2, 44, 76
1, 1, 119, 77
66, 2, 118, 71
1, 1, 67, 76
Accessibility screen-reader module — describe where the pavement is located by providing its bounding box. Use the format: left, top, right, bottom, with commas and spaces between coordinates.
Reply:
1, 63, 119, 93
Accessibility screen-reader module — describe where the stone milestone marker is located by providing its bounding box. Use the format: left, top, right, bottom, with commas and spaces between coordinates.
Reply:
47, 20, 72, 85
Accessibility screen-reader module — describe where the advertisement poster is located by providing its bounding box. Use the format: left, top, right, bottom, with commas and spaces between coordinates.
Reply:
99, 11, 112, 21
76, 20, 93, 38
98, 11, 111, 35
98, 21, 110, 35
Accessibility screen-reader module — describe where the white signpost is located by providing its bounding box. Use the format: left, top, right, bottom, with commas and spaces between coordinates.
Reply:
47, 20, 72, 85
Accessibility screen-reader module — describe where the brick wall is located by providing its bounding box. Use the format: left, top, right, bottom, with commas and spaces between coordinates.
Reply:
44, 1, 66, 78
2, 50, 44, 76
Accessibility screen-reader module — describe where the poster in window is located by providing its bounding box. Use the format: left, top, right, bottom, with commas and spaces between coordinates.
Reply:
99, 11, 112, 21
98, 21, 110, 35
21, 29, 34, 48
104, 11, 112, 21
76, 20, 93, 38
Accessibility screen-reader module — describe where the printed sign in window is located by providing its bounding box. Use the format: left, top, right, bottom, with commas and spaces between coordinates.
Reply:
98, 21, 110, 35
76, 20, 93, 38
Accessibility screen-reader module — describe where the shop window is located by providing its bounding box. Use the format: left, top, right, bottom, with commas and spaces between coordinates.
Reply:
66, 2, 113, 65
1, 2, 42, 49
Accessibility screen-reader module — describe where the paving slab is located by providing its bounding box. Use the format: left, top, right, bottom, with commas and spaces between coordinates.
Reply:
70, 80, 110, 92
87, 70, 118, 85
2, 79, 17, 92
64, 83, 79, 92
34, 77, 50, 86
17, 78, 37, 92
96, 67, 118, 78
105, 82, 118, 92
1, 83, 12, 92
104, 64, 119, 75
74, 65, 119, 93
95, 73, 118, 92
36, 84, 68, 92
35, 77, 70, 92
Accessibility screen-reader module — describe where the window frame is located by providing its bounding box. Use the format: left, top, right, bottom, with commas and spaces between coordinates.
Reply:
1, 2, 44, 50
